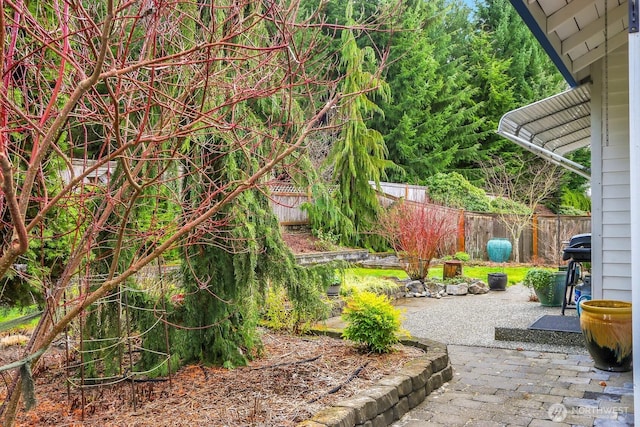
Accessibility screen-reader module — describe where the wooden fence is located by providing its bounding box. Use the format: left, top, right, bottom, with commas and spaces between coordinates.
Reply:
463, 212, 591, 264
270, 187, 310, 225
269, 183, 591, 264
269, 181, 430, 225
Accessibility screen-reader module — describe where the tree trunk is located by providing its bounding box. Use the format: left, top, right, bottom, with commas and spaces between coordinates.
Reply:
513, 235, 521, 263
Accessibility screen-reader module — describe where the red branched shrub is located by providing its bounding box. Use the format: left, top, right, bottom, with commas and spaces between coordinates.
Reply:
379, 201, 457, 280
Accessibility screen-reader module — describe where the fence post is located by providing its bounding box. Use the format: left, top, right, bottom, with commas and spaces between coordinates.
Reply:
532, 213, 539, 260
457, 210, 465, 253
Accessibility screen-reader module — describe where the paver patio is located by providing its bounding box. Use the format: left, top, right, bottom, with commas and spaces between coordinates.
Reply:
321, 282, 635, 426
392, 345, 633, 426
390, 284, 634, 426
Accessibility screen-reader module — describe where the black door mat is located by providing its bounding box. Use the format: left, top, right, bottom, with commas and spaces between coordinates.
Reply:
529, 315, 581, 333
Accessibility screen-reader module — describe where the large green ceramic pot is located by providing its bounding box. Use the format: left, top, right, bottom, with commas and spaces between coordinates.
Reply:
579, 300, 632, 372
486, 238, 512, 263
533, 271, 566, 307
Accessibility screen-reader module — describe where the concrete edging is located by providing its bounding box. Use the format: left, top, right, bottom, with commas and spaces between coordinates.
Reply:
297, 333, 452, 427
495, 326, 585, 346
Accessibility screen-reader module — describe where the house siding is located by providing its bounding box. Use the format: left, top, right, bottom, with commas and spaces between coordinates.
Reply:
590, 46, 631, 302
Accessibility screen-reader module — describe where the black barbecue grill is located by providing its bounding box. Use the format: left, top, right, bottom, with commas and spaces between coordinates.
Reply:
561, 233, 591, 315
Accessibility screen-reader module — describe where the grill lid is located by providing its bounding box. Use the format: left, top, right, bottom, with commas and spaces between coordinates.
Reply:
562, 233, 591, 262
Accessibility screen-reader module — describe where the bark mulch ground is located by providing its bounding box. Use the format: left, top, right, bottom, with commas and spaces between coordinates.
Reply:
1, 230, 419, 426
2, 331, 424, 426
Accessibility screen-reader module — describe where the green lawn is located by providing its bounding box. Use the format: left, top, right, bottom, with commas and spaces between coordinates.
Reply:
0, 306, 41, 332
428, 265, 532, 285
346, 264, 545, 286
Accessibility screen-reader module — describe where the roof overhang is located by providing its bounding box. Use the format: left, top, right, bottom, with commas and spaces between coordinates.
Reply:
498, 1, 632, 178
497, 84, 591, 179
510, 1, 630, 88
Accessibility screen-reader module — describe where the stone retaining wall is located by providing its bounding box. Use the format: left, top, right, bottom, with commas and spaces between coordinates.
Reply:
297, 335, 452, 427
295, 250, 370, 266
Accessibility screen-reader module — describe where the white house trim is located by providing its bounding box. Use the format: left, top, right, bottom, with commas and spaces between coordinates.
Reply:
628, 28, 640, 426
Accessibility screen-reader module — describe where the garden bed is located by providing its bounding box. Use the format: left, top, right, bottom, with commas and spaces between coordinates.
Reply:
1, 330, 425, 426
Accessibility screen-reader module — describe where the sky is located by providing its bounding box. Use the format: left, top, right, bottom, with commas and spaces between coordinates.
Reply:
462, 0, 478, 11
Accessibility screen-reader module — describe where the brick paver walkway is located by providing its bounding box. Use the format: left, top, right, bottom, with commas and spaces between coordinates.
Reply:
392, 345, 634, 426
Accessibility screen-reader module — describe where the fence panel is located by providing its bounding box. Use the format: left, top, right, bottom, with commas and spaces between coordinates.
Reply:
462, 212, 590, 264
268, 183, 591, 263
270, 192, 309, 225
464, 212, 496, 260
373, 182, 429, 203
536, 215, 592, 265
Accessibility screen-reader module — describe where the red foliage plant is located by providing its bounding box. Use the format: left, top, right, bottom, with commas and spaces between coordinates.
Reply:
378, 201, 457, 281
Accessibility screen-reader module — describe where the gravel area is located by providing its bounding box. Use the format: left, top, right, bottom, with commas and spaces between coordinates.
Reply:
396, 284, 587, 353
322, 283, 587, 354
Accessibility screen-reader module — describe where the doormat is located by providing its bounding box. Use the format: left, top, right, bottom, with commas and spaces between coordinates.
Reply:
528, 315, 581, 333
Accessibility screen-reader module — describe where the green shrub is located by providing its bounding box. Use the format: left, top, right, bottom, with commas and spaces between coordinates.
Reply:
441, 276, 470, 285
261, 285, 329, 334
345, 268, 408, 280
556, 205, 588, 216
453, 252, 470, 261
262, 286, 296, 332
523, 268, 559, 302
341, 273, 402, 297
560, 187, 591, 213
489, 197, 531, 215
341, 292, 407, 353
312, 228, 341, 251
523, 268, 554, 291
426, 172, 491, 211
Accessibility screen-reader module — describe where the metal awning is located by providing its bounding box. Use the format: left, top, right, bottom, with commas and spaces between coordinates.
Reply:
497, 84, 591, 178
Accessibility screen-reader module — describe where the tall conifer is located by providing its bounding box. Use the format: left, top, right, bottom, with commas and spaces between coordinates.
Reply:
327, 1, 394, 248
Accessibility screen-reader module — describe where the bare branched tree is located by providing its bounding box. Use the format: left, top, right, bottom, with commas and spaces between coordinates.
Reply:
482, 155, 563, 263
378, 200, 457, 281
0, 1, 394, 423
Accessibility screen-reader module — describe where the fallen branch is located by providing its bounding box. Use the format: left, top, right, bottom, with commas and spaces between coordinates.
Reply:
307, 362, 369, 403
251, 355, 322, 370
71, 376, 170, 387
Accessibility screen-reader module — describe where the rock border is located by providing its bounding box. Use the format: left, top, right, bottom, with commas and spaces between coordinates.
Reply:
297, 331, 452, 427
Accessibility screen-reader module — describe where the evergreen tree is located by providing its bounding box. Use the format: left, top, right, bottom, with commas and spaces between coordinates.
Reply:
475, 0, 565, 105
327, 1, 395, 248
466, 27, 516, 169
472, 0, 565, 166
163, 2, 333, 368
369, 0, 484, 183
140, 143, 333, 368
177, 163, 283, 367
